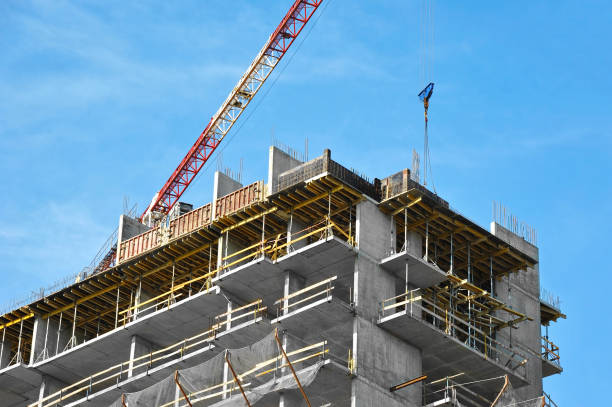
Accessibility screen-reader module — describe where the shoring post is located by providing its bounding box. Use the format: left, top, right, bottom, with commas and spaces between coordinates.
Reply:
96, 317, 101, 337
450, 233, 453, 273
41, 316, 50, 361
349, 202, 352, 245
467, 243, 472, 347
69, 303, 78, 349
115, 285, 120, 329
425, 221, 429, 262
274, 328, 312, 407
327, 191, 332, 238
16, 319, 23, 364
261, 214, 266, 254
169, 262, 176, 308
55, 312, 63, 356
490, 375, 509, 407
225, 351, 251, 407
0, 326, 5, 368
174, 371, 193, 407
404, 208, 408, 252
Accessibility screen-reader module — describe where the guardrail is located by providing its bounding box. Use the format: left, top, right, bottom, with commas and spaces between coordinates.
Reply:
541, 336, 560, 365
380, 289, 528, 377
274, 276, 337, 319
33, 299, 266, 407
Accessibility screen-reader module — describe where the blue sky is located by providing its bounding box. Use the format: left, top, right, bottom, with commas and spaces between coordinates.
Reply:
1, 1, 610, 403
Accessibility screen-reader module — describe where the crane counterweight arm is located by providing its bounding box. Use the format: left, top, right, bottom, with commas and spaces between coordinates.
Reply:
142, 0, 324, 221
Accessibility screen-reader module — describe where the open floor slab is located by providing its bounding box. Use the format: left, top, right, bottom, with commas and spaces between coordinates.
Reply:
380, 250, 447, 288
379, 310, 528, 399
33, 286, 227, 385
275, 236, 356, 285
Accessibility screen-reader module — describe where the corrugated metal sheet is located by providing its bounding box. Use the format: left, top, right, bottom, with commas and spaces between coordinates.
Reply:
214, 180, 264, 218
118, 226, 160, 263
170, 203, 212, 239
118, 181, 263, 264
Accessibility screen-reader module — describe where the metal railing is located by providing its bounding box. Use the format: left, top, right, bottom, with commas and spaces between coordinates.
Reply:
274, 276, 337, 319
380, 289, 529, 378
32, 299, 266, 407
541, 336, 560, 365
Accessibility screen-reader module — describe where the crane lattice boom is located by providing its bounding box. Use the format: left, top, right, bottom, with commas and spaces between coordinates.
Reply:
142, 0, 323, 221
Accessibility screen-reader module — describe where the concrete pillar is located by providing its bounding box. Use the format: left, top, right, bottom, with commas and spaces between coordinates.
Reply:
283, 271, 306, 316
128, 335, 152, 378
287, 214, 307, 252
212, 171, 243, 218
405, 231, 423, 258
116, 215, 150, 263
213, 171, 246, 272
490, 222, 542, 400
267, 146, 303, 196
30, 315, 51, 364
37, 375, 65, 407
355, 200, 394, 260
134, 283, 155, 320
0, 335, 13, 368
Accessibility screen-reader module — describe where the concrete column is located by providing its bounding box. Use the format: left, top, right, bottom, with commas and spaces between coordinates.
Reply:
490, 222, 542, 400
283, 271, 305, 316
38, 375, 65, 407
212, 171, 243, 218
355, 200, 394, 260
0, 335, 13, 368
30, 315, 51, 364
287, 214, 307, 252
134, 283, 155, 319
128, 335, 152, 378
116, 215, 150, 264
405, 231, 423, 258
267, 146, 303, 196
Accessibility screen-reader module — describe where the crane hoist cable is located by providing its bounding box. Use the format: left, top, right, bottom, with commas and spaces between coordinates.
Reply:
141, 1, 325, 223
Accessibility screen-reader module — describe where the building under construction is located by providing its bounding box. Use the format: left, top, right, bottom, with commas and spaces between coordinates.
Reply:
0, 146, 565, 406
0, 1, 565, 406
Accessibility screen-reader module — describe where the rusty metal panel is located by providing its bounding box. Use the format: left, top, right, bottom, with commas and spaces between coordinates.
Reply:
170, 203, 212, 240
118, 226, 159, 263
214, 180, 263, 219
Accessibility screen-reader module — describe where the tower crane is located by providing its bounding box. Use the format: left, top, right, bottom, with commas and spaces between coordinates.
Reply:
141, 0, 324, 225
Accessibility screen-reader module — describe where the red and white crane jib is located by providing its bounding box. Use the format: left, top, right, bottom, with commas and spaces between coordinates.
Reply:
142, 0, 323, 223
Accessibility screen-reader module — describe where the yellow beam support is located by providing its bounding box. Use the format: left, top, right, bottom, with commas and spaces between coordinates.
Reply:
0, 312, 34, 331
220, 207, 278, 234
293, 186, 343, 211
41, 241, 214, 320
391, 196, 423, 216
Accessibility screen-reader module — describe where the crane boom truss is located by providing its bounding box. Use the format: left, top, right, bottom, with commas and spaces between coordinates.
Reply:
143, 0, 323, 219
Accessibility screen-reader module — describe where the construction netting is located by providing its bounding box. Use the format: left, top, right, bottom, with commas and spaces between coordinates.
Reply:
108, 330, 326, 407
493, 378, 546, 407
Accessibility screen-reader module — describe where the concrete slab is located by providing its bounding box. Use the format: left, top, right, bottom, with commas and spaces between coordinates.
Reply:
379, 310, 528, 399
214, 257, 284, 308
212, 315, 271, 349
0, 362, 41, 406
32, 286, 227, 385
541, 358, 562, 377
380, 250, 447, 288
272, 296, 352, 340
275, 236, 356, 285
